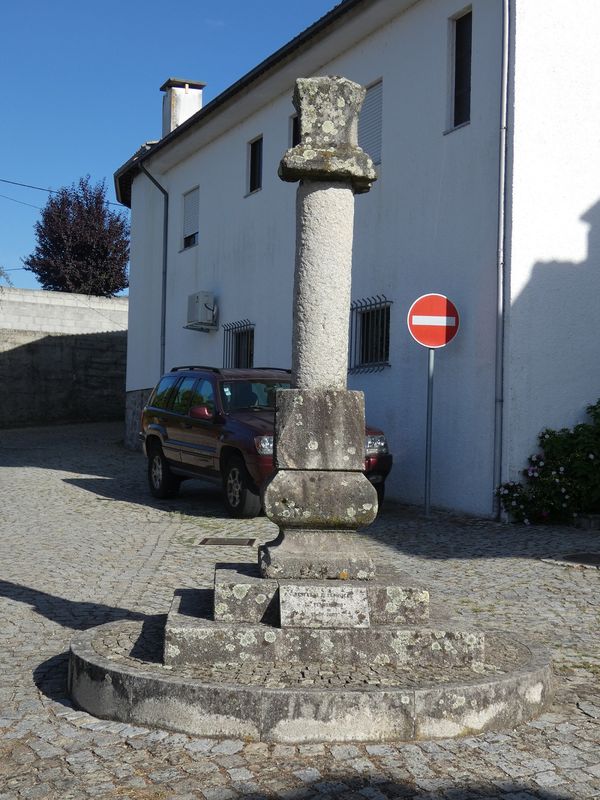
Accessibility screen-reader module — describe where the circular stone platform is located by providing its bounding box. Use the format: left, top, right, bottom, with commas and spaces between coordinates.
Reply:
69, 619, 554, 743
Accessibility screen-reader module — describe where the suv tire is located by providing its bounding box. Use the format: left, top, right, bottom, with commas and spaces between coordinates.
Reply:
147, 442, 180, 499
223, 455, 261, 518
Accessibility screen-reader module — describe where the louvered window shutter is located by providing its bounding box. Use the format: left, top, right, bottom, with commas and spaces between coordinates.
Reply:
358, 81, 383, 165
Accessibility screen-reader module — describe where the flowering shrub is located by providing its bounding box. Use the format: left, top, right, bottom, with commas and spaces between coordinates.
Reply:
497, 399, 600, 524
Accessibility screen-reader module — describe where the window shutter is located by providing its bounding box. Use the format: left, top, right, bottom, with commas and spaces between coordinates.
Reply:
183, 187, 199, 239
358, 81, 383, 165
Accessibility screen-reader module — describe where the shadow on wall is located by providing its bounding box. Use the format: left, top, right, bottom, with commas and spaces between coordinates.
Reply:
0, 330, 126, 428
507, 199, 600, 465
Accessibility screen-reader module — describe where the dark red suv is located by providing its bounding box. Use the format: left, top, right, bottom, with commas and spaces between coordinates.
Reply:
140, 367, 392, 517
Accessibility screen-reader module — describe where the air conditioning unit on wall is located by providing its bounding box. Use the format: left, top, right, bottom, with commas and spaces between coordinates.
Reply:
185, 291, 218, 332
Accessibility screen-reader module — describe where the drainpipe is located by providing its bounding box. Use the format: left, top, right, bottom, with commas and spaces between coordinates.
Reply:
140, 163, 169, 375
492, 0, 511, 517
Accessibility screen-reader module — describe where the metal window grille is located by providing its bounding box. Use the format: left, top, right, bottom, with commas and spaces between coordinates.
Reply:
223, 320, 255, 368
453, 11, 472, 127
349, 295, 392, 373
183, 187, 199, 248
358, 81, 383, 165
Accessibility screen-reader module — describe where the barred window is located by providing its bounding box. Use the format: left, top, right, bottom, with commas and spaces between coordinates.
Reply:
358, 80, 383, 165
223, 320, 255, 368
349, 296, 392, 373
183, 187, 199, 249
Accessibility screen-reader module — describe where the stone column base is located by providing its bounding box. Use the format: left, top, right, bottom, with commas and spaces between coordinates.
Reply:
259, 529, 375, 580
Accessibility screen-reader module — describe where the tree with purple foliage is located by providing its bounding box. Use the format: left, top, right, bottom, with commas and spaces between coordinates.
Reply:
23, 176, 129, 296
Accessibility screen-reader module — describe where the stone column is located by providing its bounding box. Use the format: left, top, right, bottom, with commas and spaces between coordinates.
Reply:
260, 76, 379, 580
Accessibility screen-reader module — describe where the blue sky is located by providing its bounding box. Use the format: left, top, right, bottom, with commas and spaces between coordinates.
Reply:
0, 0, 336, 291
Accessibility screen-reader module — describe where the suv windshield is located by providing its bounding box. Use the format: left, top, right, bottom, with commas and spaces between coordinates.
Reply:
220, 380, 291, 412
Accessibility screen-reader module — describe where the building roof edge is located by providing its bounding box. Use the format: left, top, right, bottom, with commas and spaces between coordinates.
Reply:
114, 0, 370, 207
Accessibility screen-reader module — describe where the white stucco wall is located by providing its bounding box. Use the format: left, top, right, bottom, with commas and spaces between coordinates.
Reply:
503, 0, 600, 481
126, 0, 505, 514
126, 177, 164, 392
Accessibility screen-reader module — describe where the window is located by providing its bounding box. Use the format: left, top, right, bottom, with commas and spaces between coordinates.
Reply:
248, 136, 263, 193
453, 10, 472, 127
171, 377, 197, 414
223, 320, 255, 368
189, 378, 216, 413
290, 114, 301, 147
183, 187, 199, 248
349, 296, 392, 373
358, 81, 383, 165
220, 379, 290, 412
151, 375, 178, 409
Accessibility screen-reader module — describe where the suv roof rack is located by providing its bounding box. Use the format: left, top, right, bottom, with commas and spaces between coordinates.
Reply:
170, 366, 222, 373
252, 367, 291, 372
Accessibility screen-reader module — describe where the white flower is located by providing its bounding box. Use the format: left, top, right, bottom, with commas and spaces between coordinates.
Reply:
562, 503, 567, 507
511, 501, 517, 506
561, 487, 566, 493
544, 433, 550, 439
589, 453, 595, 460
524, 518, 530, 525
559, 466, 565, 473
531, 455, 538, 462
551, 471, 556, 476
565, 495, 570, 499
539, 461, 545, 467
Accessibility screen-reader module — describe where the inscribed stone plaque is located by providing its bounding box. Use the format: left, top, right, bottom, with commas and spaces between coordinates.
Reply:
279, 583, 370, 628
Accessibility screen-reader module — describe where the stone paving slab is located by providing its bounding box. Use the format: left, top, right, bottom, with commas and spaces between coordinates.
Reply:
0, 422, 599, 797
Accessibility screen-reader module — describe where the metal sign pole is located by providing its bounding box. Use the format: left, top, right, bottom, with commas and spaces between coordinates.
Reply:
424, 347, 435, 516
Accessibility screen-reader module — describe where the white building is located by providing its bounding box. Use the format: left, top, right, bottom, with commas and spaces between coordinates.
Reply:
115, 0, 600, 516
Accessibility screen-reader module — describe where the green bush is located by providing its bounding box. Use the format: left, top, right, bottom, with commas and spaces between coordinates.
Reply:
497, 399, 600, 524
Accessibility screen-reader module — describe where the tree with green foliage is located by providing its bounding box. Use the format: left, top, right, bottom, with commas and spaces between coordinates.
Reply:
23, 176, 129, 297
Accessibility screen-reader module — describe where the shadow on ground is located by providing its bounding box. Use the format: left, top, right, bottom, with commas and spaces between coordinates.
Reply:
0, 578, 147, 630
63, 475, 230, 519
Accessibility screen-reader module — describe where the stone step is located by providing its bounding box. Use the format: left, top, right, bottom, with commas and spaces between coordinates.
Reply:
165, 590, 482, 668
213, 564, 429, 627
70, 619, 554, 744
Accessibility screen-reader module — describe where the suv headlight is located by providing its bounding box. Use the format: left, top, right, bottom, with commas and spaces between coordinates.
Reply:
255, 435, 274, 456
365, 434, 388, 456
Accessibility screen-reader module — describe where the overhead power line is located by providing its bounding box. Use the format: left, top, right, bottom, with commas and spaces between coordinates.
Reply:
0, 193, 42, 210
0, 177, 127, 209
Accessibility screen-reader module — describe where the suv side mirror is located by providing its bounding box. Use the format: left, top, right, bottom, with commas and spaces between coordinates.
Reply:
189, 405, 214, 421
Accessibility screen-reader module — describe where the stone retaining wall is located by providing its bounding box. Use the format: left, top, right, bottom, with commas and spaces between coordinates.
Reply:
0, 329, 127, 428
0, 288, 129, 428
125, 388, 153, 450
0, 287, 128, 333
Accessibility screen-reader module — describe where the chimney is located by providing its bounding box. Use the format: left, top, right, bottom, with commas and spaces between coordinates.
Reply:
160, 78, 206, 137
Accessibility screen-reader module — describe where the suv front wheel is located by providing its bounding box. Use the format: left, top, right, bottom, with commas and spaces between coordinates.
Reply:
223, 456, 261, 518
147, 442, 180, 499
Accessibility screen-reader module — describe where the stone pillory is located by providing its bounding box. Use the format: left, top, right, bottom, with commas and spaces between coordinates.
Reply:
261, 76, 379, 580
68, 76, 553, 744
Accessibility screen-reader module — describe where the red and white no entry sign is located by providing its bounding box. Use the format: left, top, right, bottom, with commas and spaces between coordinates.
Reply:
407, 293, 460, 348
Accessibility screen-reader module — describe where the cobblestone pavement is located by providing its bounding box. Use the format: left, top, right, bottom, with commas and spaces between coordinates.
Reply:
0, 422, 599, 799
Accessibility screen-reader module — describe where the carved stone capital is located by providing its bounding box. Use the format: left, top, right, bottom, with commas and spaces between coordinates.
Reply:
279, 76, 377, 193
